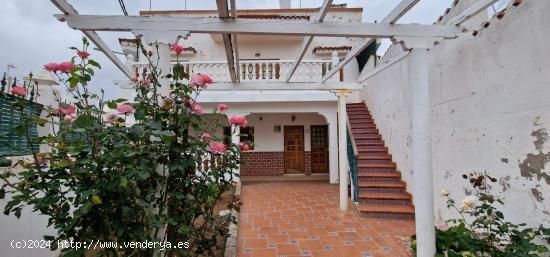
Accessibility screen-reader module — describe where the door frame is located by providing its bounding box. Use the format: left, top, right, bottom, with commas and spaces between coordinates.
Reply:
283, 125, 305, 174
310, 125, 329, 173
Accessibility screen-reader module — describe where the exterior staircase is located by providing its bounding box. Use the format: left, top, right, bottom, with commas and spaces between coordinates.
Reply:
346, 102, 415, 219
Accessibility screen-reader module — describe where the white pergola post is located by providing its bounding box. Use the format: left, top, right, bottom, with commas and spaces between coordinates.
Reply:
155, 42, 172, 95
231, 124, 241, 182
336, 89, 350, 211
409, 48, 436, 256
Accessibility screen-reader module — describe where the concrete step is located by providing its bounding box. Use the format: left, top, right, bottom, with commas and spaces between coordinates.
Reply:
359, 181, 406, 188
357, 153, 392, 160
358, 204, 416, 219
355, 139, 384, 146
358, 171, 401, 178
357, 146, 388, 153
358, 162, 396, 169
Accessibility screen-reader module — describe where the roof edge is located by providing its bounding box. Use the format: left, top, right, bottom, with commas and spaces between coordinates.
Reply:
140, 7, 363, 16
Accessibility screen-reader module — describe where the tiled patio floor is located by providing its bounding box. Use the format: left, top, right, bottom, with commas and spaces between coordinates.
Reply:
237, 181, 416, 257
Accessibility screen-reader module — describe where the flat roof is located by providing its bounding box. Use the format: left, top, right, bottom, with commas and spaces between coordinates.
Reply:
140, 7, 363, 16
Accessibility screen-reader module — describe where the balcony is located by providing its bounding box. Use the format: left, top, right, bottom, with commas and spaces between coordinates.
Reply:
131, 60, 343, 83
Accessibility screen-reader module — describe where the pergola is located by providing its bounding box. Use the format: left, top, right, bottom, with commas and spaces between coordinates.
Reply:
49, 0, 500, 255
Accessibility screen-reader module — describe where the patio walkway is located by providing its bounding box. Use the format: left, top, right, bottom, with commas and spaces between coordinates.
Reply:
237, 181, 416, 257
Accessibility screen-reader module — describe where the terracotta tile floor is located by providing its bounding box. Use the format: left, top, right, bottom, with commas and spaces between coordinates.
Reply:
237, 181, 416, 257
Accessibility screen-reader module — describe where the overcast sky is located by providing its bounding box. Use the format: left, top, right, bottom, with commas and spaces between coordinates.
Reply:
0, 0, 457, 99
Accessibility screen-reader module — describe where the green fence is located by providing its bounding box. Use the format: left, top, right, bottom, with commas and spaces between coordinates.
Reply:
347, 127, 359, 202
0, 93, 43, 157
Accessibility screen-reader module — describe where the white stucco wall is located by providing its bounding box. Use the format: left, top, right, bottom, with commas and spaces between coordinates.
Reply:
244, 113, 327, 152
359, 0, 550, 226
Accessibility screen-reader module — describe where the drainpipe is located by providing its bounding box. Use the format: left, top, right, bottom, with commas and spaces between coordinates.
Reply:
409, 48, 436, 256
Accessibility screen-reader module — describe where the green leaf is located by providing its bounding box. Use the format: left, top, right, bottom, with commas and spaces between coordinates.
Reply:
74, 114, 94, 128
114, 98, 128, 103
107, 101, 117, 109
79, 202, 91, 215
88, 59, 101, 69
0, 187, 5, 199
120, 177, 128, 187
69, 76, 79, 88
85, 68, 94, 76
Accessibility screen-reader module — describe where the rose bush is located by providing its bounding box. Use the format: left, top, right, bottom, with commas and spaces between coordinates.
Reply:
411, 171, 550, 257
0, 38, 247, 257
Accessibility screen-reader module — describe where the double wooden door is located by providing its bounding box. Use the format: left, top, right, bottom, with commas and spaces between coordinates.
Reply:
284, 126, 305, 173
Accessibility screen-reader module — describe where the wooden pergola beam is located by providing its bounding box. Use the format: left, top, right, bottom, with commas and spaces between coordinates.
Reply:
321, 0, 421, 82
357, 51, 410, 82
58, 15, 463, 39
216, 0, 237, 83
285, 0, 333, 82
446, 0, 499, 25
51, 0, 132, 79
230, 0, 240, 82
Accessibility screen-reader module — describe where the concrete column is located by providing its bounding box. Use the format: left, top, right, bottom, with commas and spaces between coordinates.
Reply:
326, 113, 339, 184
336, 89, 349, 211
409, 48, 436, 256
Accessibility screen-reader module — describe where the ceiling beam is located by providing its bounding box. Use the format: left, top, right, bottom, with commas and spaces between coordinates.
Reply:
321, 0, 421, 82
216, 0, 237, 83
285, 0, 333, 82
58, 15, 462, 39
51, 0, 132, 79
446, 0, 499, 25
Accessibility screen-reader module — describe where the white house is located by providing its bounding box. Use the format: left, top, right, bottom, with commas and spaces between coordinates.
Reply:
2, 0, 549, 256
117, 5, 368, 184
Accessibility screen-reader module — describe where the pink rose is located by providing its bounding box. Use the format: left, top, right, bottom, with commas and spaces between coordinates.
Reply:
192, 103, 203, 116
77, 51, 90, 59
238, 142, 250, 151
201, 132, 211, 141
10, 86, 27, 96
436, 223, 449, 231
209, 142, 226, 153
58, 104, 77, 115
217, 104, 228, 112
64, 114, 77, 125
229, 115, 247, 127
107, 113, 118, 123
116, 103, 135, 115
190, 74, 205, 87
44, 63, 59, 72
201, 73, 213, 84
170, 44, 184, 54
58, 62, 76, 73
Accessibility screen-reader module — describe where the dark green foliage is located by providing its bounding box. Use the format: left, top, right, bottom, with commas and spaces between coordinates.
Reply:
1, 38, 243, 257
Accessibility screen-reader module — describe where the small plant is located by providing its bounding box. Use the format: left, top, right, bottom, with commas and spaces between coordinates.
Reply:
411, 171, 550, 257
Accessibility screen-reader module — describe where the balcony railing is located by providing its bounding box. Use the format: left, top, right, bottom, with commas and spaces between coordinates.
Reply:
131, 60, 343, 83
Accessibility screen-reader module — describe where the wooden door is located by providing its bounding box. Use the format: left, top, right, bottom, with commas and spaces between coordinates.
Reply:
310, 125, 329, 173
284, 126, 305, 174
